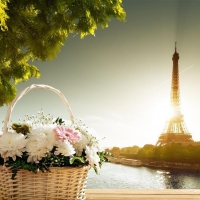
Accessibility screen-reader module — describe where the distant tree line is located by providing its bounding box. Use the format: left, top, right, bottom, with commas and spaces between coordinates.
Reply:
107, 143, 200, 164
106, 145, 140, 158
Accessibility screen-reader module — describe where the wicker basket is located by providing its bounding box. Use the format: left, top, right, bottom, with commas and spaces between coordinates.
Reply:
0, 84, 90, 200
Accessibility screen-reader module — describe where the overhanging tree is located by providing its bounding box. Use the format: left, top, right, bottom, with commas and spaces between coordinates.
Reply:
0, 0, 126, 106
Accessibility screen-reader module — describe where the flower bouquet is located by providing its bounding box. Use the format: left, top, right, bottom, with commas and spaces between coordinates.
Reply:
0, 84, 109, 200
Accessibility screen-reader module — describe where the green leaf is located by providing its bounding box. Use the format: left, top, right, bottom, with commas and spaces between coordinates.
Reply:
69, 156, 85, 165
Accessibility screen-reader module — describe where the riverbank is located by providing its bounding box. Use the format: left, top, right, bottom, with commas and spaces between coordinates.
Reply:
108, 156, 142, 166
108, 157, 200, 172
142, 160, 200, 172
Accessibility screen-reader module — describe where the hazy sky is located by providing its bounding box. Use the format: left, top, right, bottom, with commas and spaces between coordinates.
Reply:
1, 0, 200, 147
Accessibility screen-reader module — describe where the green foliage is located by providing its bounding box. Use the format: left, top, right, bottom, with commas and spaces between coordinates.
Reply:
0, 0, 9, 30
120, 145, 140, 158
11, 123, 30, 135
0, 0, 126, 107
69, 155, 85, 165
5, 150, 110, 179
55, 117, 66, 125
7, 155, 39, 179
107, 144, 200, 164
106, 146, 121, 157
98, 151, 111, 165
96, 151, 112, 173
136, 143, 200, 164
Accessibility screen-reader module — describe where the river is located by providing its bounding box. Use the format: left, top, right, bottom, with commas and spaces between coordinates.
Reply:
87, 163, 200, 189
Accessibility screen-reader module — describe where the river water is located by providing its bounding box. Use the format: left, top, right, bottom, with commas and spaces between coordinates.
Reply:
87, 163, 200, 189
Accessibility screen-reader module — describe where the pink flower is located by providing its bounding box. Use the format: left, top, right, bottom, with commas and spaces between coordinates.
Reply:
53, 126, 81, 143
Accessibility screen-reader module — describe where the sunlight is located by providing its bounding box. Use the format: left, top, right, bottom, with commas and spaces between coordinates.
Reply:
165, 104, 175, 119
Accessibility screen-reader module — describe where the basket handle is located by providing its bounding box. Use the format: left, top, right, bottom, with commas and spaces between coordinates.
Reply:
3, 84, 75, 134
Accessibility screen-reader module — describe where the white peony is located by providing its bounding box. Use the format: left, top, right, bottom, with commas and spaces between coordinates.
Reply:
55, 140, 75, 156
85, 146, 100, 167
0, 131, 27, 161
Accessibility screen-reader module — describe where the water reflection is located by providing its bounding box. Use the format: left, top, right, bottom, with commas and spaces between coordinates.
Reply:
155, 169, 200, 189
87, 163, 200, 189
155, 170, 182, 189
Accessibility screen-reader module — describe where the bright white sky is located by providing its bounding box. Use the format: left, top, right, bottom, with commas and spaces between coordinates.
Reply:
1, 0, 200, 148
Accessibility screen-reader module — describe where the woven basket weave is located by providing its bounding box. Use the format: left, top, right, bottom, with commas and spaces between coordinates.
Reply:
0, 84, 90, 200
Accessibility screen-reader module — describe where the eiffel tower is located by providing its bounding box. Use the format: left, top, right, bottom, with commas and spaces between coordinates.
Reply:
156, 43, 193, 146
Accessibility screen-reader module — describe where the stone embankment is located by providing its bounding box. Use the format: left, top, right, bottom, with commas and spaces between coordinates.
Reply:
142, 160, 200, 172
109, 157, 200, 171
108, 156, 142, 166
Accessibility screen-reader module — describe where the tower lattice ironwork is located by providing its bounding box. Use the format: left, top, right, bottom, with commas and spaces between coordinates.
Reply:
156, 43, 193, 146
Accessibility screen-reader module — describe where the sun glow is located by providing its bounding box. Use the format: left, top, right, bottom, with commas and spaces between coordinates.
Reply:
165, 105, 175, 120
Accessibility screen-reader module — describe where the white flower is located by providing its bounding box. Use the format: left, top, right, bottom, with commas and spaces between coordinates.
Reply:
91, 136, 105, 152
0, 131, 27, 161
85, 146, 100, 167
73, 126, 105, 156
55, 141, 75, 156
26, 125, 56, 163
42, 124, 57, 148
73, 134, 89, 156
